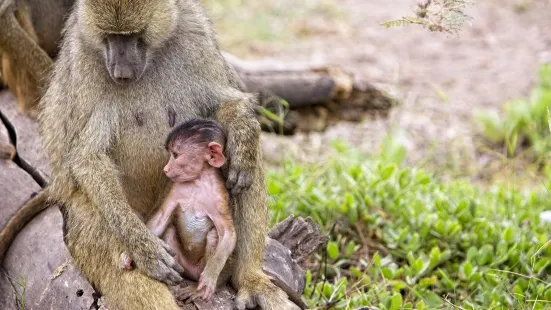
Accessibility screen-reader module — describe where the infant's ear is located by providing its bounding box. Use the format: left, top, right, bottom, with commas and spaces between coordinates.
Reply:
207, 142, 225, 168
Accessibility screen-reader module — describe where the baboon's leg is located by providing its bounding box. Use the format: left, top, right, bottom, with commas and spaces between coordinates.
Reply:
60, 194, 180, 310
0, 1, 53, 87
0, 2, 48, 116
13, 6, 40, 113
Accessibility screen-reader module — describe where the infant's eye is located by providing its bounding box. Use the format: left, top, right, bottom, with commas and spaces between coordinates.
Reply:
172, 152, 178, 159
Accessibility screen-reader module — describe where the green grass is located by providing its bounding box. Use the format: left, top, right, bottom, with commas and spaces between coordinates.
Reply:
266, 140, 551, 309
476, 64, 551, 160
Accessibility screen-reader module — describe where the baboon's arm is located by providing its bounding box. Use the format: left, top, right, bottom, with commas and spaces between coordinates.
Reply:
215, 95, 260, 194
146, 198, 178, 237
67, 109, 184, 285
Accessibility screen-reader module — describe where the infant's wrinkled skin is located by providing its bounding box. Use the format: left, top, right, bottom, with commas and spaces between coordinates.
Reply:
121, 120, 236, 303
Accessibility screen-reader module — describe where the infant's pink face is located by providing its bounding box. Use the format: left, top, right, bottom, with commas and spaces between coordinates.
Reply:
163, 142, 206, 182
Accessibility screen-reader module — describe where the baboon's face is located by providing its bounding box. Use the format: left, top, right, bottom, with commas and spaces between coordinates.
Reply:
164, 144, 206, 183
104, 34, 147, 84
79, 0, 178, 84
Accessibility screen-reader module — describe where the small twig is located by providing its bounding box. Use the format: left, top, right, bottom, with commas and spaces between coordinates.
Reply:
312, 222, 338, 306
443, 294, 466, 309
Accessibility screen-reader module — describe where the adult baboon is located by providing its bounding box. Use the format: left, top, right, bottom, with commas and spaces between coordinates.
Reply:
32, 0, 297, 309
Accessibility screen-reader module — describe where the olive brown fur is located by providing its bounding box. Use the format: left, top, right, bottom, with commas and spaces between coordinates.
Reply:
0, 0, 73, 117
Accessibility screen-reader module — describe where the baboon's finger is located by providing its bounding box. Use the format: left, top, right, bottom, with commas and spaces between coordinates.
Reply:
168, 270, 183, 285
233, 171, 253, 194
172, 261, 185, 275
226, 168, 238, 189
160, 240, 176, 257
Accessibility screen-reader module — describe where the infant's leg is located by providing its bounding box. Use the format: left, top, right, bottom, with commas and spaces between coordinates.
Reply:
163, 226, 203, 281
178, 229, 222, 303
204, 228, 234, 287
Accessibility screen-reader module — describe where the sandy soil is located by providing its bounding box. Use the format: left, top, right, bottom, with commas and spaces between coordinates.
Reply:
247, 0, 551, 181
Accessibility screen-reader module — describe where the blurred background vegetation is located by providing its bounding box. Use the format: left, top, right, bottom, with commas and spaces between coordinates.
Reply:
202, 0, 551, 309
202, 0, 347, 56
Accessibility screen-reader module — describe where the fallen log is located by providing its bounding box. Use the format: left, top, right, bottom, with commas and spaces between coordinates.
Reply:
1, 209, 327, 310
223, 52, 397, 134
223, 52, 396, 110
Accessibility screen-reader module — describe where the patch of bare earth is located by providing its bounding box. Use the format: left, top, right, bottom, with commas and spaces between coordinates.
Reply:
237, 0, 551, 182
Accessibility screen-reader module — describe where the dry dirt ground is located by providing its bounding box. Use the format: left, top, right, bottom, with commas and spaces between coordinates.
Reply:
225, 0, 551, 183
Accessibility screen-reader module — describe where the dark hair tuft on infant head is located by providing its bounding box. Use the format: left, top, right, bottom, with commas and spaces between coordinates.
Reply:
165, 119, 226, 150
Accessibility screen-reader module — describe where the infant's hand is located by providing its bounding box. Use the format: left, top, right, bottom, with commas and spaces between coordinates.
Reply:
197, 271, 217, 301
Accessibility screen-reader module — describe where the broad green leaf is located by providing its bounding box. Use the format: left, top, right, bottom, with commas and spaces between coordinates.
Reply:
327, 241, 339, 260
380, 164, 397, 180
416, 300, 426, 310
389, 293, 403, 310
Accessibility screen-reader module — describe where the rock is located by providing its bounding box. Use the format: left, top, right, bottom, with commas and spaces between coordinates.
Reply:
0, 207, 96, 310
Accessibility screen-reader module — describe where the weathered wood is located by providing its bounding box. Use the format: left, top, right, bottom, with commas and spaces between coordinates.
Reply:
223, 51, 395, 111
269, 216, 329, 267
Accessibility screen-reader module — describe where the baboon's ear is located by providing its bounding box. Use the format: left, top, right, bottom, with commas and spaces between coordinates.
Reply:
207, 142, 225, 168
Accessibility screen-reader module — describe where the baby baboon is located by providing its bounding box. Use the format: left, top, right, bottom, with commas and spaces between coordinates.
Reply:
28, 0, 299, 309
120, 119, 236, 303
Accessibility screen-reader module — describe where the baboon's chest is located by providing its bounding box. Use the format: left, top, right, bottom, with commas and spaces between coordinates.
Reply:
112, 104, 202, 213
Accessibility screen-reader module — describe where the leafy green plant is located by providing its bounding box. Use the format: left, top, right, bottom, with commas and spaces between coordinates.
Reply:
267, 142, 551, 309
256, 96, 292, 135
476, 64, 551, 159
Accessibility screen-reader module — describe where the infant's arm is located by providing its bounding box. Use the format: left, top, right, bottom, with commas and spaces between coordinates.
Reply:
119, 192, 179, 270
147, 194, 180, 237
195, 197, 236, 299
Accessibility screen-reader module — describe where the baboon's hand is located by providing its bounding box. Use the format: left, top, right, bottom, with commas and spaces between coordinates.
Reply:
226, 162, 253, 195
225, 140, 255, 195
132, 237, 185, 286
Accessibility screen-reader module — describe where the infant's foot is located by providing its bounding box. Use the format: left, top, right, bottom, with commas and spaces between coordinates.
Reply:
176, 285, 204, 304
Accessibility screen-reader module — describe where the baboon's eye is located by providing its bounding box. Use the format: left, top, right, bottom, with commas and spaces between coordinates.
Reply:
172, 152, 178, 159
